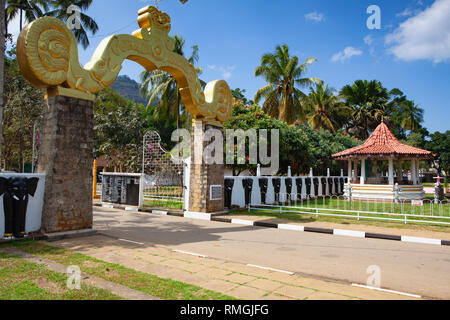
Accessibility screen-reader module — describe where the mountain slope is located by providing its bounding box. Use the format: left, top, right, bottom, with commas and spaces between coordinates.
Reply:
112, 75, 147, 105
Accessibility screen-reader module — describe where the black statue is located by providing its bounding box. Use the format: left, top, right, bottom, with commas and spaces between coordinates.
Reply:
224, 178, 235, 209
0, 177, 40, 238
242, 179, 254, 207
272, 178, 281, 204
258, 178, 268, 204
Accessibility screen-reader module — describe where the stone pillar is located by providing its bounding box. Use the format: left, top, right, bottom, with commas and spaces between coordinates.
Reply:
189, 120, 224, 213
38, 95, 94, 233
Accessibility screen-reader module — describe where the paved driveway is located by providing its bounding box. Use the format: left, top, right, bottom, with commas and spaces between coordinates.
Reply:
90, 206, 450, 299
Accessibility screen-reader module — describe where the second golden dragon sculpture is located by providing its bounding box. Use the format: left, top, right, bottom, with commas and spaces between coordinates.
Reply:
17, 5, 232, 123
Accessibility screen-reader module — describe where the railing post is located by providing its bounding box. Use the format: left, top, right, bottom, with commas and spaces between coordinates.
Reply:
138, 173, 144, 209
394, 183, 399, 204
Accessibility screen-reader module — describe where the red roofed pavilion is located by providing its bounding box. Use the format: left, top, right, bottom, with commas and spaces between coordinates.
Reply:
333, 122, 434, 200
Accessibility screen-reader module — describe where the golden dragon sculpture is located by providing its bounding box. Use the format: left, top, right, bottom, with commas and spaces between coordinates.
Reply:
17, 5, 231, 124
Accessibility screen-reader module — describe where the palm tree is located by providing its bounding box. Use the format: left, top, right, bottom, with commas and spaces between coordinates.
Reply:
399, 100, 424, 131
5, 0, 97, 49
44, 0, 98, 49
340, 80, 391, 139
6, 0, 48, 33
304, 83, 349, 133
139, 35, 204, 130
254, 44, 321, 124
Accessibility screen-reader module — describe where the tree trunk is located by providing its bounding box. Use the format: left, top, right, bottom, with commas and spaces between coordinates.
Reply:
279, 89, 288, 123
0, 0, 5, 171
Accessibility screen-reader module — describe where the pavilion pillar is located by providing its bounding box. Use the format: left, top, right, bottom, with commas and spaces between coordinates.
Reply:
415, 159, 420, 185
388, 159, 395, 185
353, 160, 358, 182
348, 160, 352, 182
411, 160, 417, 185
397, 160, 403, 184
360, 159, 366, 185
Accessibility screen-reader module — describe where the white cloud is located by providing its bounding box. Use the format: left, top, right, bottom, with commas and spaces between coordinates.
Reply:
220, 66, 235, 80
305, 12, 325, 22
386, 0, 450, 63
364, 35, 374, 46
331, 47, 363, 63
207, 65, 235, 80
396, 8, 414, 17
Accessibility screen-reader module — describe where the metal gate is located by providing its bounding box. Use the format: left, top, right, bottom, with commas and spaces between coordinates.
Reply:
141, 131, 184, 210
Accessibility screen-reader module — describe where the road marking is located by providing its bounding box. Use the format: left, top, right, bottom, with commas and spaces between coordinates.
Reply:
231, 219, 254, 226
401, 236, 442, 246
334, 229, 366, 238
246, 264, 295, 275
351, 284, 422, 299
172, 250, 207, 258
102, 204, 114, 209
118, 239, 144, 245
125, 207, 139, 212
278, 224, 305, 232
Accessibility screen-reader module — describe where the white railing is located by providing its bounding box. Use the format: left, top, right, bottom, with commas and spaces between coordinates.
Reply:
247, 194, 450, 226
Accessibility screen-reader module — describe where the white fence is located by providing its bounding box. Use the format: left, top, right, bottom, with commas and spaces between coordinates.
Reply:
248, 194, 450, 226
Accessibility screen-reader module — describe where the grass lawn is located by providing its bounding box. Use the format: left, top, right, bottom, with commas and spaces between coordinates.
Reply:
0, 249, 122, 300
0, 240, 235, 300
143, 199, 183, 209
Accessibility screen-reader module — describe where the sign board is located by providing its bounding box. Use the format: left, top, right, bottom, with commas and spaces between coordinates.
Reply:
412, 200, 424, 207
210, 185, 223, 201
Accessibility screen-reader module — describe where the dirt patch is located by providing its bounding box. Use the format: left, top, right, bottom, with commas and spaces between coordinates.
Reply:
33, 277, 65, 294
82, 261, 102, 269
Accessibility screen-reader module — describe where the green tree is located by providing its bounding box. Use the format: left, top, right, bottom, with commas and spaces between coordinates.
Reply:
398, 100, 424, 132
231, 88, 253, 105
304, 83, 350, 133
254, 44, 321, 124
94, 87, 148, 173
2, 48, 44, 172
44, 0, 98, 49
224, 100, 360, 176
6, 0, 48, 32
140, 35, 203, 130
425, 131, 450, 176
340, 80, 391, 139
5, 0, 97, 49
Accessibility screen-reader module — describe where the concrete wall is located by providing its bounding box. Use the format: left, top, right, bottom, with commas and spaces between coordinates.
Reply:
0, 173, 46, 237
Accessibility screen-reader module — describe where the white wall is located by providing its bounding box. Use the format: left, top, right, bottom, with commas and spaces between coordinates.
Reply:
0, 174, 46, 237
225, 176, 344, 208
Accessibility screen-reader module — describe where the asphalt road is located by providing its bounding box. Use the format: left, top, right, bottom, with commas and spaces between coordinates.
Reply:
94, 207, 450, 299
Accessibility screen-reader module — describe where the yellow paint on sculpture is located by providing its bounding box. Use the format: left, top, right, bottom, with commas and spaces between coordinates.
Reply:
17, 5, 231, 123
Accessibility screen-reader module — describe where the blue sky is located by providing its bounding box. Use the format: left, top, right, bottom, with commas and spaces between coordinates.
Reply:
10, 0, 450, 133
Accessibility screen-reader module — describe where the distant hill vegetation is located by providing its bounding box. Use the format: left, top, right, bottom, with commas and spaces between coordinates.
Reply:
112, 75, 147, 105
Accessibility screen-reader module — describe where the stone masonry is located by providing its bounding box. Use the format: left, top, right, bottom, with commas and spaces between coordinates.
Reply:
189, 120, 225, 213
38, 95, 94, 233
